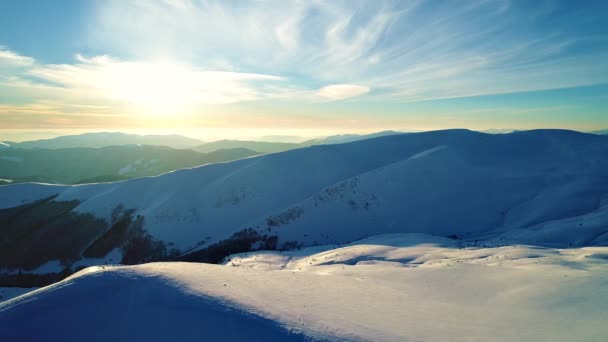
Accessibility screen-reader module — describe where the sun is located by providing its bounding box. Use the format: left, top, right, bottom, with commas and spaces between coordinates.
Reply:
104, 61, 198, 115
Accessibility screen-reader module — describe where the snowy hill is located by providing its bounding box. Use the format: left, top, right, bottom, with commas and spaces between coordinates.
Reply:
2, 234, 607, 341
1, 129, 607, 275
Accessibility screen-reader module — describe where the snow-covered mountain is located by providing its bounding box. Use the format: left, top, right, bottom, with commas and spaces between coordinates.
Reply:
0, 129, 607, 275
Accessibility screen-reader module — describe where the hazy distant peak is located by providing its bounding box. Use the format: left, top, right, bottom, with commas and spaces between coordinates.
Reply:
10, 132, 204, 149
303, 130, 402, 146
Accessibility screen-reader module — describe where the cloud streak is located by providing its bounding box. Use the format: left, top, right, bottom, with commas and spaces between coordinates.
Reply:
28, 55, 286, 106
317, 84, 370, 101
0, 47, 34, 67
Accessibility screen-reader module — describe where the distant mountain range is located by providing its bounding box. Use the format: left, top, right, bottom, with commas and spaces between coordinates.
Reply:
194, 140, 300, 154
0, 131, 402, 186
0, 131, 62, 142
4, 132, 204, 149
194, 130, 401, 154
3, 129, 607, 152
0, 146, 258, 184
1, 131, 401, 152
302, 130, 401, 145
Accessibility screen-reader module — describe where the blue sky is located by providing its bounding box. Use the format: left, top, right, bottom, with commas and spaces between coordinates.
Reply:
0, 0, 607, 138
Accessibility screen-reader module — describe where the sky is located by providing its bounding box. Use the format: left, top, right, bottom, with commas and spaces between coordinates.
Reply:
0, 0, 607, 140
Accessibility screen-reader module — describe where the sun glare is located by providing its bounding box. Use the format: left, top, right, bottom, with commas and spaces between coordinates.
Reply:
103, 61, 198, 115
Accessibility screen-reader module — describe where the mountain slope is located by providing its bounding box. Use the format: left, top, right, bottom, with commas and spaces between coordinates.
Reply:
0, 129, 607, 274
257, 132, 608, 247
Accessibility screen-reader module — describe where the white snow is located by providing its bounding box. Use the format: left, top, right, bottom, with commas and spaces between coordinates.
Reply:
2, 234, 607, 341
407, 145, 447, 159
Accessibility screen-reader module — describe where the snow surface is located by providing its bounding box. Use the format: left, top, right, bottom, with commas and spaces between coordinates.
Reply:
2, 234, 607, 341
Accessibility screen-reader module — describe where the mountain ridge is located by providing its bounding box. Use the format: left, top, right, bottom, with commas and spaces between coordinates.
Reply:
6, 132, 204, 149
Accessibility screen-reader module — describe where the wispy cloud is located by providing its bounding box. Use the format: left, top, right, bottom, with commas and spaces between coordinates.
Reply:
317, 84, 370, 101
29, 55, 285, 106
0, 50, 288, 120
86, 0, 608, 103
0, 47, 34, 67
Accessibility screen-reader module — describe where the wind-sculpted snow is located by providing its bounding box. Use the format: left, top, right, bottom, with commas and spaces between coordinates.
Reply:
2, 234, 607, 341
0, 129, 607, 273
